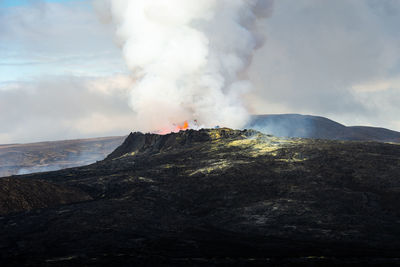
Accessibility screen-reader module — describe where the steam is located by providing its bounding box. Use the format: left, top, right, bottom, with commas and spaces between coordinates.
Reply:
95, 0, 273, 132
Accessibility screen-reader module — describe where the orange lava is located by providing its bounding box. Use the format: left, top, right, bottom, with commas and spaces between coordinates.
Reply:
176, 121, 189, 131
156, 120, 190, 135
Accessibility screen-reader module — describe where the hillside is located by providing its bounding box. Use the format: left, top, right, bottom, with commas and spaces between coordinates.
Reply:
0, 178, 92, 215
1, 128, 400, 266
0, 136, 125, 177
248, 114, 400, 142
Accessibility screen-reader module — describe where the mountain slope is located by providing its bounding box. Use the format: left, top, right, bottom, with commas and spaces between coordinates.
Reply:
247, 114, 400, 142
1, 128, 400, 266
0, 178, 92, 215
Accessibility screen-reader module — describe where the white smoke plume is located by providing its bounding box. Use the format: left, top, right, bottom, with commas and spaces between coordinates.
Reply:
94, 0, 273, 132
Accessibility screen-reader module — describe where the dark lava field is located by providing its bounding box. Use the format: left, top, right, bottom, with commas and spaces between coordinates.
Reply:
1, 128, 400, 266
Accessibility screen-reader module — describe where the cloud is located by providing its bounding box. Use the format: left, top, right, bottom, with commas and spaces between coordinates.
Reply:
0, 0, 127, 82
352, 78, 400, 93
247, 0, 400, 129
0, 75, 136, 144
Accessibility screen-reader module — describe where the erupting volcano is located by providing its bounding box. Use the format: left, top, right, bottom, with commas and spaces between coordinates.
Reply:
2, 0, 400, 266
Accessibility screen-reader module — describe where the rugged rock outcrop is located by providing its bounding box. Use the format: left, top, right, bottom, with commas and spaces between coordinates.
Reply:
107, 128, 257, 159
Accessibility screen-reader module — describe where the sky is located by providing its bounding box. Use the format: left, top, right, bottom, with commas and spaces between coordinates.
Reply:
1, 0, 400, 143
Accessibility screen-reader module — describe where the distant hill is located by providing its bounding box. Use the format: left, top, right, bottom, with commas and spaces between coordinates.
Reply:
0, 136, 125, 177
247, 114, 400, 142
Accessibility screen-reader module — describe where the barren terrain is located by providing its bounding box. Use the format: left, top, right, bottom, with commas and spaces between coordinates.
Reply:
1, 128, 399, 265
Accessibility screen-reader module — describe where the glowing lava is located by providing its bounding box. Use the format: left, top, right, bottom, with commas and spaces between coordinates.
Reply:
176, 121, 189, 131
156, 120, 191, 135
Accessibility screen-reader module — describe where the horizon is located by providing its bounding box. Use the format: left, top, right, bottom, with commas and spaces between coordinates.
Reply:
1, 112, 397, 146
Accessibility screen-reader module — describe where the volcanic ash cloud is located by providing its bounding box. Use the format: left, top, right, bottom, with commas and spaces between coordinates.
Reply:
95, 0, 273, 132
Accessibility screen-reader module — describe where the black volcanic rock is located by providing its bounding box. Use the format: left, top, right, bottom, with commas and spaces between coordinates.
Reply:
107, 128, 257, 159
1, 128, 400, 266
0, 178, 92, 215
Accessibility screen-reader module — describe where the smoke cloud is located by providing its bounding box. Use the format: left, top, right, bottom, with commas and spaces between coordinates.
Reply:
95, 0, 273, 132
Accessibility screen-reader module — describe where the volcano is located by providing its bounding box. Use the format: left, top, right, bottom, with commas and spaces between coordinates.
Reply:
1, 128, 400, 266
2, 114, 399, 178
